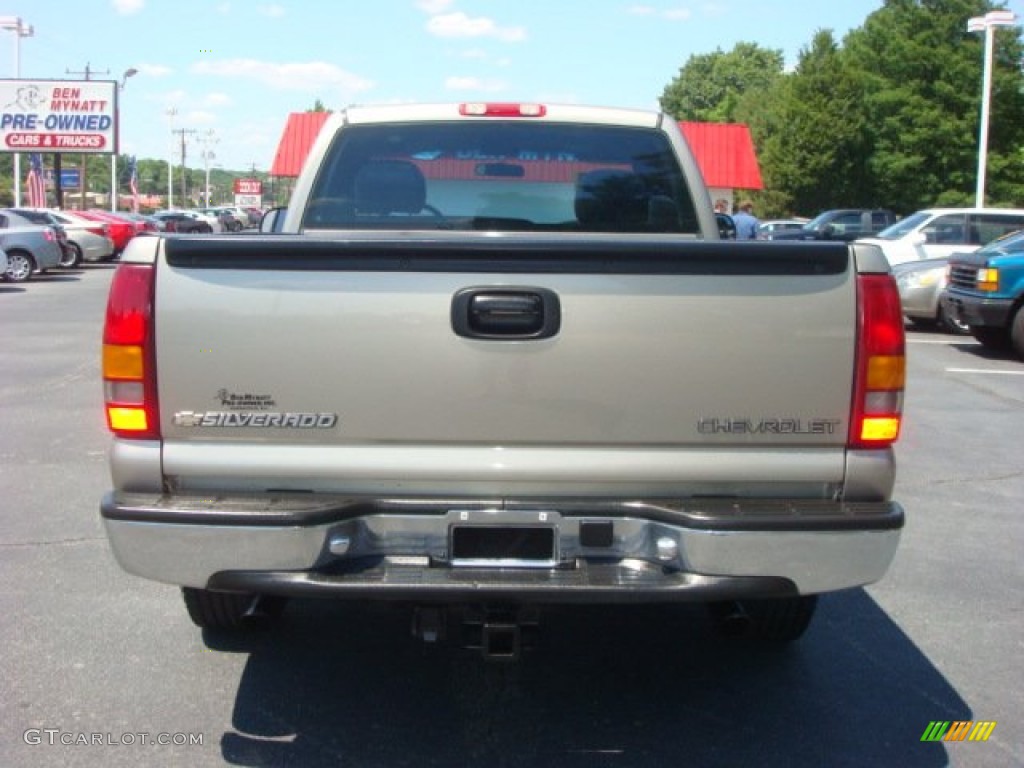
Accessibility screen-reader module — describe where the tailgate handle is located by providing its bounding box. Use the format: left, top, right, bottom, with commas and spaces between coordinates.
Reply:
452, 287, 561, 340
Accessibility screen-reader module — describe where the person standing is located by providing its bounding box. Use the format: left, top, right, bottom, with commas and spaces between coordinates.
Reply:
732, 200, 759, 240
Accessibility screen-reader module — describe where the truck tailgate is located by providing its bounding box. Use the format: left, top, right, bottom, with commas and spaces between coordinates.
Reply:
155, 235, 855, 496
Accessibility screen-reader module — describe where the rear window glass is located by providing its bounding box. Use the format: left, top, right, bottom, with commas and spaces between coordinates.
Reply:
302, 122, 699, 234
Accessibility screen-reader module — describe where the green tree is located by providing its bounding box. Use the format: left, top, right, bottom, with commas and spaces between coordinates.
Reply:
753, 30, 875, 214
843, 0, 1024, 210
660, 42, 785, 123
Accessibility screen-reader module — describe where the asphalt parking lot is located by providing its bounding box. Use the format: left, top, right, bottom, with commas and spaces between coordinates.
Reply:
1, 265, 1022, 767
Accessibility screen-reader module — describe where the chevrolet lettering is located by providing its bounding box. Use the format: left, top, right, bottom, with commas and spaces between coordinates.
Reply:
697, 418, 841, 435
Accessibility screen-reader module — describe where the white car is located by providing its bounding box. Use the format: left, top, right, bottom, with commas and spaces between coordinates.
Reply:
43, 210, 116, 266
0, 246, 7, 276
859, 207, 1024, 266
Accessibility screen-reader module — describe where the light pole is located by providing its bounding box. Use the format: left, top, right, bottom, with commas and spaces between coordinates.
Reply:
111, 68, 138, 211
0, 16, 34, 207
967, 9, 1017, 208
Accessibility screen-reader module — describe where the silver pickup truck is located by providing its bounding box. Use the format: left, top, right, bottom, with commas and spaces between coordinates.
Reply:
100, 103, 905, 657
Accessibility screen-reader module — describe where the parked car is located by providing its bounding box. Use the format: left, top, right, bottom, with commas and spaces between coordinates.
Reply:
152, 212, 214, 233
105, 210, 159, 234
3, 208, 72, 265
218, 206, 252, 230
111, 211, 161, 233
155, 210, 221, 233
771, 209, 898, 242
243, 207, 264, 227
80, 210, 137, 255
0, 246, 8, 277
859, 207, 1024, 266
43, 210, 117, 266
893, 258, 968, 334
757, 218, 808, 240
0, 210, 65, 282
196, 207, 239, 232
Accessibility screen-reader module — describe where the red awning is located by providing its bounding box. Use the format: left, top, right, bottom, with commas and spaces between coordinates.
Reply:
268, 111, 763, 192
679, 122, 762, 190
269, 111, 330, 177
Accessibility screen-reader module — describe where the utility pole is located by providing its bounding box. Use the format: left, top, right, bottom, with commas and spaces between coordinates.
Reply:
172, 127, 197, 206
66, 62, 108, 210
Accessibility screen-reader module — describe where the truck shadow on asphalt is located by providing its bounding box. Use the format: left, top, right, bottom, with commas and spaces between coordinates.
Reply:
949, 343, 1022, 364
206, 589, 963, 767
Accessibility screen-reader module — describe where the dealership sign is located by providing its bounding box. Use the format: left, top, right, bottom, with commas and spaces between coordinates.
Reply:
234, 178, 262, 195
0, 79, 118, 154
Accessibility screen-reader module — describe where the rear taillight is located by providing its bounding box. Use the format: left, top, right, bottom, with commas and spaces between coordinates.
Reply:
850, 274, 905, 448
103, 264, 159, 439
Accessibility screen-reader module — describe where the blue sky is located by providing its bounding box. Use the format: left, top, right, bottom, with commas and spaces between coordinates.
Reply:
2, 0, 1023, 173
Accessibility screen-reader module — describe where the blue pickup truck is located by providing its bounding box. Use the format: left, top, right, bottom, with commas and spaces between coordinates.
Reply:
941, 229, 1024, 359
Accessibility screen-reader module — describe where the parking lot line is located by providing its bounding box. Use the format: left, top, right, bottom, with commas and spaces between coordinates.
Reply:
906, 338, 976, 345
945, 368, 1024, 375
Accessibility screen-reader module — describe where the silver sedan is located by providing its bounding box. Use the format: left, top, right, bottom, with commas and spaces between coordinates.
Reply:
893, 258, 967, 334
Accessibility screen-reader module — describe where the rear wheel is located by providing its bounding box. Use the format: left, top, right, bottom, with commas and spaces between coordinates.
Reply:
1010, 306, 1024, 361
181, 587, 286, 630
708, 595, 818, 645
2, 251, 35, 283
59, 243, 82, 268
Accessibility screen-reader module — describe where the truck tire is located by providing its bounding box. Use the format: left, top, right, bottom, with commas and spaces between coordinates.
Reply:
709, 595, 818, 645
1011, 305, 1024, 361
181, 587, 286, 630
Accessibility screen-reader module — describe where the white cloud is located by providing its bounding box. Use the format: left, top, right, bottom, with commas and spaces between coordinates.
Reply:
416, 0, 454, 13
191, 59, 374, 98
664, 8, 692, 20
161, 89, 188, 107
444, 76, 507, 93
427, 12, 526, 42
258, 4, 285, 17
138, 63, 173, 78
628, 5, 657, 15
112, 0, 144, 14
203, 92, 232, 107
184, 110, 218, 125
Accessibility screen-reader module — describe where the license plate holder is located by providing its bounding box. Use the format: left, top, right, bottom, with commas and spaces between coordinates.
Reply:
450, 525, 557, 567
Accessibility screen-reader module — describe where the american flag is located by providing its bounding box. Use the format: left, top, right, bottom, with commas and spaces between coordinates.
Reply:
26, 153, 47, 208
128, 156, 139, 213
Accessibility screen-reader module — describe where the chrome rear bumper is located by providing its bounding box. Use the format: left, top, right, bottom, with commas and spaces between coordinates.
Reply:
101, 492, 902, 599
